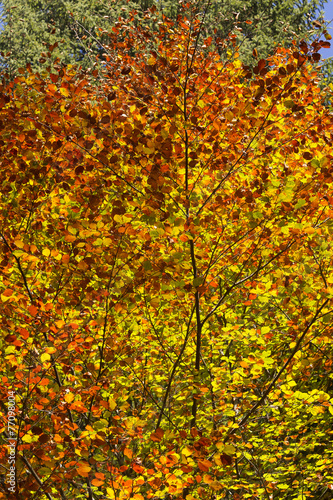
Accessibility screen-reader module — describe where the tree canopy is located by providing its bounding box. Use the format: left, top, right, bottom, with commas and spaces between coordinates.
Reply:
0, 0, 328, 75
1, 3, 333, 500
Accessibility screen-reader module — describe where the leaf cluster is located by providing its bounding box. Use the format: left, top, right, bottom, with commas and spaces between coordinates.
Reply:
0, 5, 333, 500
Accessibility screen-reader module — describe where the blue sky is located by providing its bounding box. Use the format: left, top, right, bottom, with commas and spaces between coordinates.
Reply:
323, 0, 333, 58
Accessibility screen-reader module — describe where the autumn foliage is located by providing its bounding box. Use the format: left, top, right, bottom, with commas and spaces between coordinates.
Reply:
1, 4, 333, 499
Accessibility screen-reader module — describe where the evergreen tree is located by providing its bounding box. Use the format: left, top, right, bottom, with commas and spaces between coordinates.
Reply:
0, 0, 117, 76
0, 0, 327, 76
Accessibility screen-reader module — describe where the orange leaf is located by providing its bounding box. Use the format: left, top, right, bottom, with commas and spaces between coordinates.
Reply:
77, 463, 91, 477
28, 305, 38, 316
124, 448, 133, 459
150, 428, 164, 442
198, 460, 212, 472
62, 254, 70, 264
95, 473, 105, 480
91, 479, 104, 486
18, 328, 29, 340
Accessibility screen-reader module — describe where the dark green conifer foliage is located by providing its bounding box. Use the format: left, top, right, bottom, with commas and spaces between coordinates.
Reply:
0, 0, 327, 76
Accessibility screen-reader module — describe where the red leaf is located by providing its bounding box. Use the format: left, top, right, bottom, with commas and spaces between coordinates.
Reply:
220, 454, 232, 466
132, 463, 144, 473
75, 80, 88, 94
50, 74, 59, 83
190, 428, 198, 438
150, 428, 164, 442
198, 459, 212, 472
121, 66, 131, 75
38, 434, 50, 444
258, 59, 265, 71
4, 335, 17, 343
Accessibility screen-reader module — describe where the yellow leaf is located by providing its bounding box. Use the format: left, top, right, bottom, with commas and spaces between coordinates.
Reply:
13, 250, 24, 257
68, 226, 77, 235
64, 392, 74, 403
41, 353, 51, 362
224, 444, 236, 454
1, 294, 12, 302
22, 434, 33, 443
109, 398, 117, 410
60, 87, 71, 97
106, 488, 116, 499
42, 248, 50, 257
114, 214, 123, 223
93, 238, 103, 246
182, 446, 192, 457
216, 441, 224, 451
14, 239, 25, 248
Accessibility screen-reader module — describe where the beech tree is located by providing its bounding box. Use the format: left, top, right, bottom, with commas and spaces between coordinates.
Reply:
1, 3, 333, 499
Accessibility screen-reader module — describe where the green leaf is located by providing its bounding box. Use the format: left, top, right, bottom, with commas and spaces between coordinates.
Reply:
143, 260, 152, 270
193, 277, 204, 287
295, 199, 306, 209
